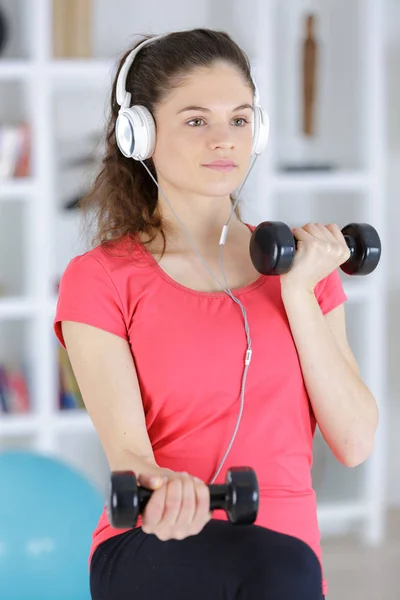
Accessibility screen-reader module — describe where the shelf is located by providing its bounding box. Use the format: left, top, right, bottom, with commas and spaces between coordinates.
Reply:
0, 61, 34, 81
0, 179, 36, 200
270, 171, 372, 194
0, 297, 63, 319
0, 413, 39, 437
0, 298, 38, 320
54, 410, 93, 433
0, 411, 93, 439
49, 60, 115, 83
0, 60, 115, 83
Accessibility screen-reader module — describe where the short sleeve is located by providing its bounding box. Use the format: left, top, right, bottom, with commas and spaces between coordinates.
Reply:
314, 268, 348, 315
54, 254, 128, 348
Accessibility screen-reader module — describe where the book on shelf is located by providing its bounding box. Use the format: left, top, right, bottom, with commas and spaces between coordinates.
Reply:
58, 345, 86, 410
0, 347, 86, 414
52, 0, 92, 59
0, 362, 30, 413
0, 123, 30, 180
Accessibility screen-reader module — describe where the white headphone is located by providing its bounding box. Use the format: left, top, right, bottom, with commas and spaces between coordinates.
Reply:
115, 34, 270, 161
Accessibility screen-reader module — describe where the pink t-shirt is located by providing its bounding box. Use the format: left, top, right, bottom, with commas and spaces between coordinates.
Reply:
54, 226, 347, 597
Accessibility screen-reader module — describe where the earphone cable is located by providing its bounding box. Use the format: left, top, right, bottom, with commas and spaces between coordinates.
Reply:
139, 155, 259, 484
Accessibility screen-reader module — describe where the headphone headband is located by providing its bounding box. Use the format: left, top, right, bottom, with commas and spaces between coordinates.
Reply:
117, 34, 261, 108
116, 34, 166, 107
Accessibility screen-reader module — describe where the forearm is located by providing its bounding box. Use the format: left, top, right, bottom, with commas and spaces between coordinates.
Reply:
109, 448, 174, 478
281, 283, 378, 467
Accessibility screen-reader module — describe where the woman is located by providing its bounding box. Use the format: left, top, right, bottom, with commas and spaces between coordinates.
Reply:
54, 28, 378, 600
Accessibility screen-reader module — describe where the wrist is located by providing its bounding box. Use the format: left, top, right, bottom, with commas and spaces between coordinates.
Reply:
110, 449, 159, 473
280, 278, 315, 298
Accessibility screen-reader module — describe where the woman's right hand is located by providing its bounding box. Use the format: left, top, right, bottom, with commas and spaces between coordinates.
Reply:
138, 470, 212, 541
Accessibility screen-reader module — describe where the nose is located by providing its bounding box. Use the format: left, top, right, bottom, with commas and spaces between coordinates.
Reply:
206, 123, 235, 151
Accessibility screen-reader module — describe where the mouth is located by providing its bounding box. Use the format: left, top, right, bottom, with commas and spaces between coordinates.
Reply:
202, 161, 237, 172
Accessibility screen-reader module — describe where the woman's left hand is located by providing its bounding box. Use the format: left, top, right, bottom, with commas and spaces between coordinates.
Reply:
280, 222, 350, 292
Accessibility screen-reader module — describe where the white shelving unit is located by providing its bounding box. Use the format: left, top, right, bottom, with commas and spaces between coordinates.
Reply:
0, 0, 389, 543
246, 0, 388, 544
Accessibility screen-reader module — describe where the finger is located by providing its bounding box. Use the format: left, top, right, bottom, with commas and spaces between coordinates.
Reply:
191, 479, 212, 532
291, 226, 316, 243
174, 474, 196, 531
296, 223, 342, 253
299, 222, 328, 241
325, 223, 347, 247
141, 482, 168, 532
323, 224, 350, 262
158, 477, 183, 530
314, 223, 347, 252
138, 473, 169, 490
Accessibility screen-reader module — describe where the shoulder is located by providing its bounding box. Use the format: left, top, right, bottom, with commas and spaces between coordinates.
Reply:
60, 236, 146, 285
55, 237, 144, 348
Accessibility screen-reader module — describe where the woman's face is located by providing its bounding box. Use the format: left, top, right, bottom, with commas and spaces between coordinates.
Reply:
152, 61, 254, 199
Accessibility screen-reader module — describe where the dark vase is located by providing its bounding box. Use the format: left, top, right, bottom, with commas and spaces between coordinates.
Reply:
0, 7, 9, 56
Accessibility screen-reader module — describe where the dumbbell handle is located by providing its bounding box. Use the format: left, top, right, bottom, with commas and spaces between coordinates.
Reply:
137, 483, 229, 513
343, 235, 356, 254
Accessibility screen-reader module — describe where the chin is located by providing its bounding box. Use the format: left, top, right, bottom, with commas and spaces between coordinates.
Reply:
199, 185, 238, 198
199, 177, 244, 198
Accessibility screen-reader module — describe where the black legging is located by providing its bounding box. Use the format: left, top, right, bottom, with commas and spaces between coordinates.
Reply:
90, 519, 325, 599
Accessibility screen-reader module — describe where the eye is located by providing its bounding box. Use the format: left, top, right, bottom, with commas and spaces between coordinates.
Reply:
187, 118, 206, 127
233, 117, 249, 127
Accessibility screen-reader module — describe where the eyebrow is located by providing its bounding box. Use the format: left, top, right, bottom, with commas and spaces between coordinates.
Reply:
176, 103, 254, 114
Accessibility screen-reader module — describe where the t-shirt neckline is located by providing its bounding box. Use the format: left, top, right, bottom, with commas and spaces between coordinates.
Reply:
138, 222, 266, 299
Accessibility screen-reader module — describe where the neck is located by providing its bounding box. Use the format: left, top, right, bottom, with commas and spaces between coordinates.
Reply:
156, 184, 241, 252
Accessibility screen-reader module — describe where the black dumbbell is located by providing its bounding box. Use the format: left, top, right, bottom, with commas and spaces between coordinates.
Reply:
249, 221, 381, 276
107, 466, 259, 529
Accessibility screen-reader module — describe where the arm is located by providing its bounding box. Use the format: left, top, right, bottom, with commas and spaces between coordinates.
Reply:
281, 283, 378, 467
62, 320, 212, 540
61, 321, 171, 478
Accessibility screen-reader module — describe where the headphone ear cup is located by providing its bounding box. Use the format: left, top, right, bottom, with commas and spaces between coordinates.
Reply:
116, 105, 156, 160
116, 109, 135, 158
251, 105, 270, 155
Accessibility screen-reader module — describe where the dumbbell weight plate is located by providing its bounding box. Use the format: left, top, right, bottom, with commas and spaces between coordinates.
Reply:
107, 471, 142, 528
225, 466, 259, 525
341, 223, 381, 276
250, 222, 296, 275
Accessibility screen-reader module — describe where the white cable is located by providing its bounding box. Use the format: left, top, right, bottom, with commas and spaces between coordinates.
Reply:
139, 155, 259, 484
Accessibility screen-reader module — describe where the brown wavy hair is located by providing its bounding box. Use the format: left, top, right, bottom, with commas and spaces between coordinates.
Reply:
80, 28, 256, 257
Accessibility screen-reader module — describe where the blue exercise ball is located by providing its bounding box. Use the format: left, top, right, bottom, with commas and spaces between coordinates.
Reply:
0, 450, 104, 600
